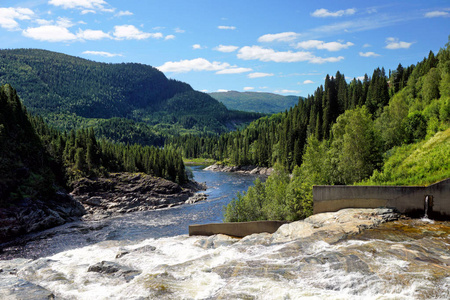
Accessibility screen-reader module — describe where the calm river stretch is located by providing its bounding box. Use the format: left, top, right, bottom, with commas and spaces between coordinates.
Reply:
0, 166, 449, 299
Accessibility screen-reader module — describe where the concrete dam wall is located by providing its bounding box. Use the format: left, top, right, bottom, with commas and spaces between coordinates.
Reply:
313, 178, 450, 219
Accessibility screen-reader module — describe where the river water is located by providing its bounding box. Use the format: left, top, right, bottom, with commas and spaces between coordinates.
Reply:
0, 167, 449, 299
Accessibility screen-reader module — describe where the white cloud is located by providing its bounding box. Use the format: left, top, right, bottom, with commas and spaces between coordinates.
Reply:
258, 32, 300, 43
192, 44, 203, 49
23, 25, 77, 42
248, 72, 274, 78
214, 45, 239, 52
175, 28, 185, 33
238, 46, 313, 62
295, 40, 354, 51
309, 56, 344, 64
49, 0, 111, 12
77, 29, 111, 40
35, 19, 53, 26
82, 50, 122, 57
216, 67, 253, 74
113, 25, 161, 40
363, 43, 371, 48
359, 51, 380, 57
56, 17, 75, 28
0, 7, 34, 31
244, 87, 254, 91
81, 9, 96, 15
385, 37, 413, 49
218, 25, 236, 30
157, 58, 231, 73
217, 89, 229, 92
311, 8, 356, 18
165, 35, 175, 40
425, 11, 449, 18
238, 46, 344, 64
115, 10, 133, 17
303, 80, 314, 84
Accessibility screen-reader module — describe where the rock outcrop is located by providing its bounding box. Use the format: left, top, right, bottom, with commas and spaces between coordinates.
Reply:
204, 164, 273, 175
0, 192, 85, 244
70, 173, 206, 218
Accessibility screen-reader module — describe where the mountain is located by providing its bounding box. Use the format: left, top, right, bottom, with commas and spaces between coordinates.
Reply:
209, 91, 301, 114
0, 49, 261, 142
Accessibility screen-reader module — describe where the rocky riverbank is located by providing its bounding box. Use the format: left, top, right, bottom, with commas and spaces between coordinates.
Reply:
0, 192, 85, 244
0, 173, 207, 243
204, 163, 273, 175
71, 173, 207, 219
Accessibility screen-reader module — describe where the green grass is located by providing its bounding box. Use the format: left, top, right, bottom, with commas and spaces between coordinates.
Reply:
364, 128, 450, 186
183, 158, 216, 166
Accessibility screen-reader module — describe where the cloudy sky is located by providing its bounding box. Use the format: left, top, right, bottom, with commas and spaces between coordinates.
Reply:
1, 0, 449, 96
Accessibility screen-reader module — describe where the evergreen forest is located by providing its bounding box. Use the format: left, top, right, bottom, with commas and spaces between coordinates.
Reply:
168, 39, 450, 222
0, 84, 187, 209
0, 49, 262, 145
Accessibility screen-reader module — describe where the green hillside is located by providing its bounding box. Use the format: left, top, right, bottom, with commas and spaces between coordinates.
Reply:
209, 91, 300, 114
366, 128, 450, 186
169, 39, 450, 222
0, 49, 261, 142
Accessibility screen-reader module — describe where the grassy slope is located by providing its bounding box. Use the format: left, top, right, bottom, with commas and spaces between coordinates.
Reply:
365, 128, 450, 186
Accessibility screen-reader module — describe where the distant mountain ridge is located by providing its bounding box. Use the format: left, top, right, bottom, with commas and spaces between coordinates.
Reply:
209, 91, 301, 114
0, 49, 261, 141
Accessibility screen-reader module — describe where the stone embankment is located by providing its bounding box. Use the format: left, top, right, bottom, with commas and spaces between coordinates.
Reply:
204, 164, 273, 175
71, 173, 207, 219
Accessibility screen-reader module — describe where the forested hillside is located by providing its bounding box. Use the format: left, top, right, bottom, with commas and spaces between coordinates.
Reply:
0, 49, 261, 143
169, 39, 450, 222
209, 91, 300, 114
0, 84, 188, 209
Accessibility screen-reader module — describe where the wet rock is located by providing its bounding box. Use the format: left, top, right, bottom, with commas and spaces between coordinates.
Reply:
0, 276, 55, 300
185, 193, 208, 204
71, 173, 206, 217
88, 261, 141, 282
271, 208, 401, 243
0, 191, 85, 243
204, 164, 273, 175
195, 234, 239, 249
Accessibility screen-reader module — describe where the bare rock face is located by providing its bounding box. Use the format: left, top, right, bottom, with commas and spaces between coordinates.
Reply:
204, 164, 273, 175
70, 173, 206, 218
0, 191, 85, 244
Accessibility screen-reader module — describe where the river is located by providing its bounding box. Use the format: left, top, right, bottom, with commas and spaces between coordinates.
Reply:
0, 167, 449, 299
0, 166, 261, 260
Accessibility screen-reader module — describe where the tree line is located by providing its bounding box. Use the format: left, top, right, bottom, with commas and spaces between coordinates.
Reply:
0, 84, 188, 208
168, 39, 450, 222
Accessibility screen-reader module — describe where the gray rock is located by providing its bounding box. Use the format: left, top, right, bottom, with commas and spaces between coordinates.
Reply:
87, 261, 141, 282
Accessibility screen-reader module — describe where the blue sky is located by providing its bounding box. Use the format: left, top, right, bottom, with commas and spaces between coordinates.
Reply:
1, 0, 449, 97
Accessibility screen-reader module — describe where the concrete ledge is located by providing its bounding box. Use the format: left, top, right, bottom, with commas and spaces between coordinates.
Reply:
313, 178, 450, 219
189, 221, 289, 237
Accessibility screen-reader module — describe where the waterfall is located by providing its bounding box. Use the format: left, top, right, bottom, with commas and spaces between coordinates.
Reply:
424, 195, 429, 219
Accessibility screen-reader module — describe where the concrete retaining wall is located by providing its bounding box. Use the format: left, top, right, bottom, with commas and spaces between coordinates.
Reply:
189, 221, 289, 237
313, 178, 450, 219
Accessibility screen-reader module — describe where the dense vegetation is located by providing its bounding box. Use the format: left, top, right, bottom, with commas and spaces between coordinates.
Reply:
209, 91, 300, 114
169, 40, 450, 222
0, 49, 262, 143
0, 84, 59, 207
0, 84, 188, 208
